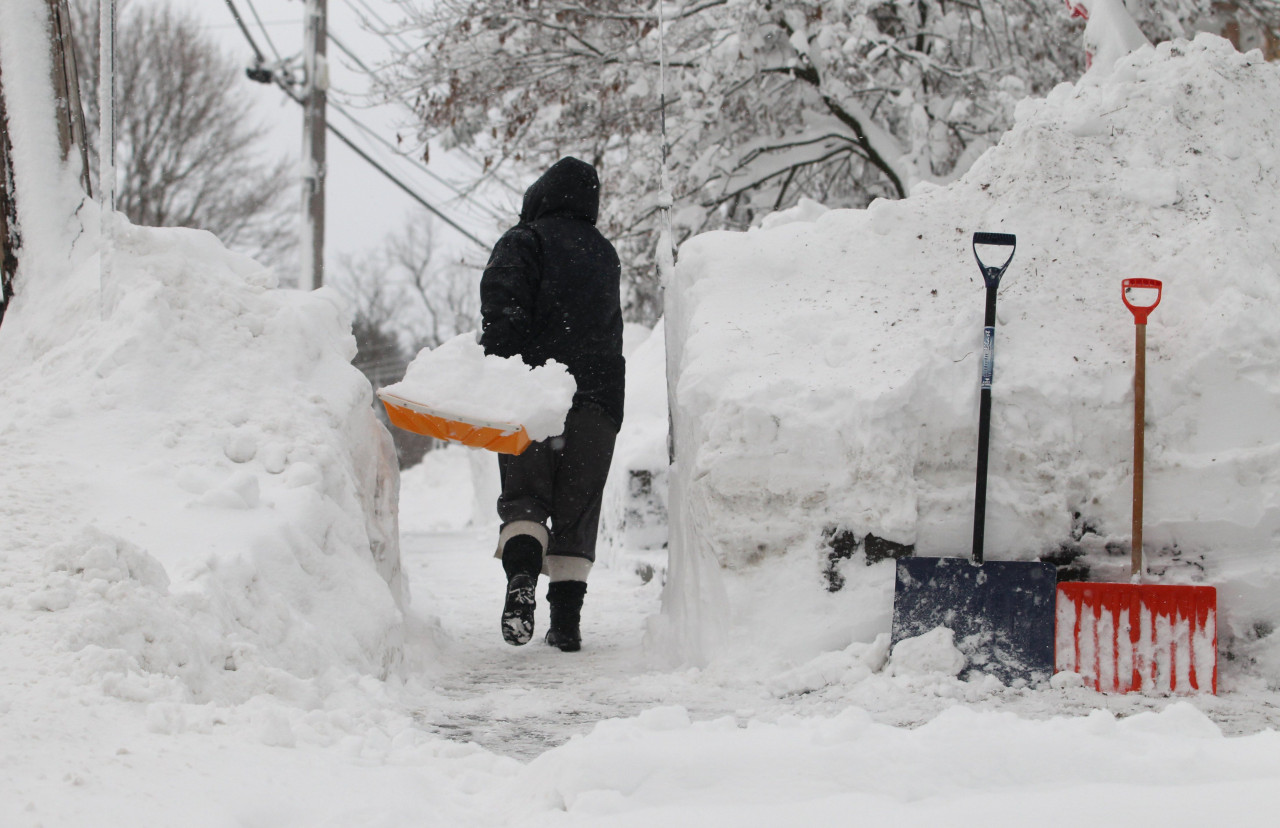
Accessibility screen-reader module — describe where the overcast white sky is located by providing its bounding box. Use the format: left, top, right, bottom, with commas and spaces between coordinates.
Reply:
144, 0, 518, 282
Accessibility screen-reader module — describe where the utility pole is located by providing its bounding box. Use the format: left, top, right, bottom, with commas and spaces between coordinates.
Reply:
301, 0, 327, 291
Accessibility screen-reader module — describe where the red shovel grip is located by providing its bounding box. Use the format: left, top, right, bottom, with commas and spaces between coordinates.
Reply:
1122, 278, 1162, 324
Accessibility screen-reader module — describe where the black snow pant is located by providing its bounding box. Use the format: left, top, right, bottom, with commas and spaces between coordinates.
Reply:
496, 403, 619, 580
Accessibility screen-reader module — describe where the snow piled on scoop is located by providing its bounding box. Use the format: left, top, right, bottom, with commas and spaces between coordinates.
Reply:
658, 35, 1280, 682
0, 217, 407, 708
383, 333, 576, 442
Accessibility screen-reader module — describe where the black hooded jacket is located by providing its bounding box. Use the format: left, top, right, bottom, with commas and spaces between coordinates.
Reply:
479, 157, 625, 426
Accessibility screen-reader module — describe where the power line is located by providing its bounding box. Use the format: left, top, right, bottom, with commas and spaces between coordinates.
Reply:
222, 0, 266, 65
328, 30, 376, 77
315, 2, 527, 200
326, 117, 490, 248
284, 62, 494, 247
341, 0, 416, 53
220, 0, 492, 251
243, 0, 283, 62
203, 19, 296, 31
317, 21, 518, 218
327, 99, 509, 225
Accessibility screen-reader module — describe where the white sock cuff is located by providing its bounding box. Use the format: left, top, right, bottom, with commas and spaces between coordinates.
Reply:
546, 555, 592, 583
495, 521, 549, 559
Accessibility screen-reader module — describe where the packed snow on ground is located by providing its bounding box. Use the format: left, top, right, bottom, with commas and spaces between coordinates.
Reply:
657, 35, 1280, 696
5, 3, 1280, 821
381, 333, 576, 441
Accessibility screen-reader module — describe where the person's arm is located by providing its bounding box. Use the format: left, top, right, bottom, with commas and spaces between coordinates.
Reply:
479, 226, 541, 358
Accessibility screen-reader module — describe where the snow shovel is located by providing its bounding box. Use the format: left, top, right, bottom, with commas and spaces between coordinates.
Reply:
891, 233, 1058, 687
1055, 279, 1217, 693
377, 390, 533, 455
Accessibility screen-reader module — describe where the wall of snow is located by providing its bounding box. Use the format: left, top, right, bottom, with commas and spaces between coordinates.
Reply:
661, 35, 1280, 684
0, 218, 408, 705
1, 2, 409, 705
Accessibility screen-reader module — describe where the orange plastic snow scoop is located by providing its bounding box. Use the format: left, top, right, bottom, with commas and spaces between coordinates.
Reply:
1055, 279, 1218, 693
377, 390, 532, 455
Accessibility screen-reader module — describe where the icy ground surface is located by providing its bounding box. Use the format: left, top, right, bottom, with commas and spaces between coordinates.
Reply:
400, 525, 1280, 759
404, 528, 679, 758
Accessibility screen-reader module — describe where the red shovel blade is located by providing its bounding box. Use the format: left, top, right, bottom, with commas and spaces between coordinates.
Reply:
1056, 582, 1217, 694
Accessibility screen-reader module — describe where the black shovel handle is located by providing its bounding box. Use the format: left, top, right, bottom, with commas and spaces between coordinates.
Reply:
973, 233, 1017, 292
971, 232, 1016, 565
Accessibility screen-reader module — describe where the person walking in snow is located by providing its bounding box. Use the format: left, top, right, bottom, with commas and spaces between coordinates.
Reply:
480, 156, 625, 652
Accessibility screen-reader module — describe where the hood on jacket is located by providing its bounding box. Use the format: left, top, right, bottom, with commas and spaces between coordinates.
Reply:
520, 157, 600, 226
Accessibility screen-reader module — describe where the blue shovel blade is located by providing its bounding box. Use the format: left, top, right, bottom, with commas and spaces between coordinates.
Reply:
891, 557, 1058, 687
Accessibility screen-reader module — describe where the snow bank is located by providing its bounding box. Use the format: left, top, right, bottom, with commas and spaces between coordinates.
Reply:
512, 702, 1280, 825
0, 217, 406, 706
382, 332, 576, 442
661, 35, 1280, 681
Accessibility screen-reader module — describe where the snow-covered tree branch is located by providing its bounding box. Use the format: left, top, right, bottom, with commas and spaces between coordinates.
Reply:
383, 0, 1274, 321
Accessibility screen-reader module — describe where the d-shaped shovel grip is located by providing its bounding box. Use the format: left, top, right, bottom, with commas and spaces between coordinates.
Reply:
1123, 278, 1162, 325
973, 232, 1017, 289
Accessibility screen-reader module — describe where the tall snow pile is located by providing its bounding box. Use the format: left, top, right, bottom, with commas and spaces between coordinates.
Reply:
661, 35, 1280, 683
0, 218, 407, 706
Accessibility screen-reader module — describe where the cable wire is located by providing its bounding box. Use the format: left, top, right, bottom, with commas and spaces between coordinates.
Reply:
243, 0, 283, 62
327, 99, 510, 225
323, 6, 524, 210
321, 22, 524, 202
328, 1, 526, 199
220, 1, 492, 250
341, 0, 416, 52
223, 0, 267, 64
328, 31, 377, 77
323, 109, 492, 248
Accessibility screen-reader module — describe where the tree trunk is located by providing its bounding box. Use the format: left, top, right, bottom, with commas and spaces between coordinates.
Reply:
49, 0, 91, 196
1, 60, 18, 328
1, 0, 91, 330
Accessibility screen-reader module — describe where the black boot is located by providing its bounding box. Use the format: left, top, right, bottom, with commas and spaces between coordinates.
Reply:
501, 535, 543, 646
545, 580, 587, 652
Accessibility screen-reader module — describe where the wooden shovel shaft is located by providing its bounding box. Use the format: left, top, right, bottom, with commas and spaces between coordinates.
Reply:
1132, 323, 1146, 580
